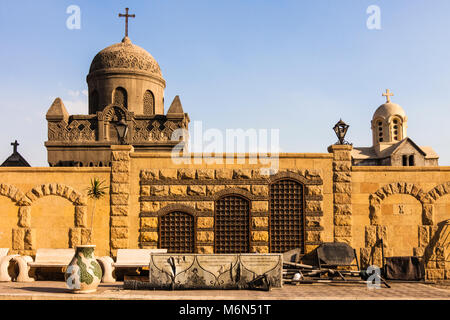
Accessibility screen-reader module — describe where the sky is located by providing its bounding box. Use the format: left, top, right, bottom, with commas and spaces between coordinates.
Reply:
1, 0, 450, 166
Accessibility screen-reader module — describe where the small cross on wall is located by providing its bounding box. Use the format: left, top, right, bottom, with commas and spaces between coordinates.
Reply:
119, 8, 136, 38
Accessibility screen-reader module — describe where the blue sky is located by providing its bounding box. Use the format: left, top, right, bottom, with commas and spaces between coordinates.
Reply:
1, 0, 450, 166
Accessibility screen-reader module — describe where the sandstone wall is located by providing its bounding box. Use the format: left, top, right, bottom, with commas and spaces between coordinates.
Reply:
352, 166, 450, 279
0, 167, 111, 256
127, 152, 334, 253
0, 149, 449, 280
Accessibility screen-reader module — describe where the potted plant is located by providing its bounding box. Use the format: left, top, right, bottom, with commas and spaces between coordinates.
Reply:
65, 178, 108, 293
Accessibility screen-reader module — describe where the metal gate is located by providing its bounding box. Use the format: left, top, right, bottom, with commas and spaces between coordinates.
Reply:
269, 179, 304, 253
215, 195, 250, 253
159, 211, 195, 253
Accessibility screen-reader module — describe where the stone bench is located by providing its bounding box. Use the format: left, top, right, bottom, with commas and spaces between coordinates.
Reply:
14, 248, 75, 282
97, 249, 167, 283
0, 248, 19, 282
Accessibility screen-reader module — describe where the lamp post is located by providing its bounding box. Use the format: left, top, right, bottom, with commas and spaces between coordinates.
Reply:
115, 119, 128, 145
333, 119, 350, 145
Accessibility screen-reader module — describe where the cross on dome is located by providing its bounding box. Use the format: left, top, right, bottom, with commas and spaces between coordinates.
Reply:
382, 89, 394, 103
118, 8, 135, 38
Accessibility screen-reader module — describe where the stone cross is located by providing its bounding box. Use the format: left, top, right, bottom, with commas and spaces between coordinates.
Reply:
382, 89, 394, 103
11, 140, 19, 153
119, 8, 135, 38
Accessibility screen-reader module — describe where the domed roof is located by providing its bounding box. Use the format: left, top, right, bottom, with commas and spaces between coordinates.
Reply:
89, 37, 162, 77
373, 102, 406, 121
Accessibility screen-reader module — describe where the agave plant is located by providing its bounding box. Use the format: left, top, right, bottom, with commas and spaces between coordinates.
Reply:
86, 178, 108, 243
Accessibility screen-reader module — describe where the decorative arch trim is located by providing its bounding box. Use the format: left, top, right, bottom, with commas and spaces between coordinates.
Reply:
368, 182, 432, 226
155, 204, 197, 217
98, 104, 133, 121
21, 184, 87, 206
268, 171, 318, 185
387, 115, 406, 124
213, 188, 254, 201
426, 182, 450, 203
369, 182, 427, 206
0, 184, 25, 204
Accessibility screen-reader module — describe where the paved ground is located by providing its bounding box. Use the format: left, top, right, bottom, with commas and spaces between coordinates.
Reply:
0, 281, 449, 300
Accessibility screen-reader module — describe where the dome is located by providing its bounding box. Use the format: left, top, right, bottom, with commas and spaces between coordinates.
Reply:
89, 37, 162, 77
372, 102, 406, 121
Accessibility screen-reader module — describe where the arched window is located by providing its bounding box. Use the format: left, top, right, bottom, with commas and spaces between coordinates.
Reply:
215, 195, 250, 253
409, 155, 415, 166
143, 90, 155, 115
377, 120, 384, 142
159, 211, 195, 253
89, 90, 99, 114
113, 87, 128, 108
269, 179, 304, 253
390, 117, 402, 141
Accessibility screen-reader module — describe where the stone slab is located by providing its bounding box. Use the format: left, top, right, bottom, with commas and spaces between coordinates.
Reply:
144, 253, 282, 289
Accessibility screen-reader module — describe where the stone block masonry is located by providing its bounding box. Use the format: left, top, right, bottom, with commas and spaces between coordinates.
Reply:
328, 145, 353, 245
110, 145, 133, 257
139, 167, 325, 254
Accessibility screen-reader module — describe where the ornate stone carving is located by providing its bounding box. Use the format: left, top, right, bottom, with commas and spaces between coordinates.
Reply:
132, 118, 187, 143
113, 88, 127, 108
143, 90, 154, 115
89, 40, 162, 77
48, 119, 96, 142
104, 105, 127, 122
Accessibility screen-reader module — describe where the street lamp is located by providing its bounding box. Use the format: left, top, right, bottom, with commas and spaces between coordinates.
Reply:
333, 119, 350, 145
115, 119, 128, 145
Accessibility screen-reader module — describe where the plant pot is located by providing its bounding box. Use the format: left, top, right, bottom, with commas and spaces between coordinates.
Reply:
64, 245, 102, 293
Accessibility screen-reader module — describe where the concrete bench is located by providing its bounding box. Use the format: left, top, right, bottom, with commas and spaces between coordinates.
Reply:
97, 249, 167, 283
0, 248, 19, 282
14, 248, 75, 282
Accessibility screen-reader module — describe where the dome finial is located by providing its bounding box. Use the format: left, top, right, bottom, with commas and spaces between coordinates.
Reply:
382, 89, 394, 103
121, 36, 132, 44
118, 7, 135, 38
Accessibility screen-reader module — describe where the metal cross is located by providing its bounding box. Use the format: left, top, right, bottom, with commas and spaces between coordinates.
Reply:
382, 89, 394, 103
119, 8, 135, 38
11, 140, 19, 153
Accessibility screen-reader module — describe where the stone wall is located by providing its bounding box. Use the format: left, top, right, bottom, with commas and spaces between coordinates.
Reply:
138, 168, 324, 254
352, 167, 450, 279
0, 168, 111, 256
1, 150, 450, 279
